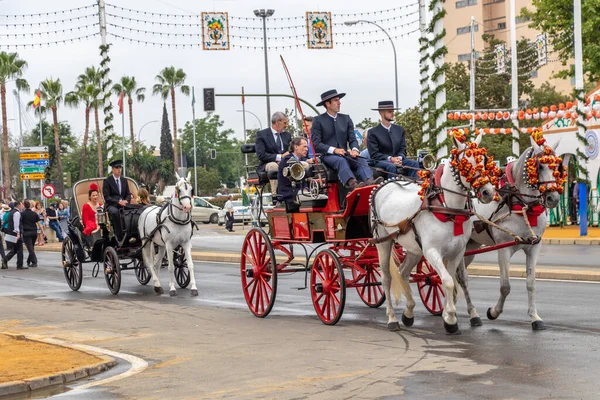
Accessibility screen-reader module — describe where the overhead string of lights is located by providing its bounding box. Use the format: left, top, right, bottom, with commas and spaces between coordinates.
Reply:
0, 4, 96, 19
0, 13, 97, 27
2, 23, 99, 38
1, 32, 99, 49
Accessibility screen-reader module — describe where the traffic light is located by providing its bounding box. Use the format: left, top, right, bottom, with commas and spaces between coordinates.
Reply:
44, 167, 51, 184
63, 172, 71, 188
203, 88, 215, 111
210, 149, 216, 159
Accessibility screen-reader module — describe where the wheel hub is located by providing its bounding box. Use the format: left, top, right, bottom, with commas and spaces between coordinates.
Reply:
246, 268, 254, 278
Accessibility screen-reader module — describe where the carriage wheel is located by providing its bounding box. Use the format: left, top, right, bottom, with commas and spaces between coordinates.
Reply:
103, 247, 121, 295
311, 250, 346, 325
134, 259, 151, 286
352, 262, 385, 308
240, 228, 277, 318
416, 258, 444, 315
173, 246, 191, 289
62, 236, 82, 291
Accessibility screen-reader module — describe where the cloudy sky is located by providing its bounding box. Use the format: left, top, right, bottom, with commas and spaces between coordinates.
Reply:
1, 0, 421, 151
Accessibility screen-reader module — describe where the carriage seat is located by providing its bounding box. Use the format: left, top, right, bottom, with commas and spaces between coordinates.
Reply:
241, 143, 270, 186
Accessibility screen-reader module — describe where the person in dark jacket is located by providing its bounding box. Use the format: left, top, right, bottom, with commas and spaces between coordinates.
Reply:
367, 101, 420, 179
254, 111, 292, 196
103, 159, 131, 240
277, 137, 312, 211
21, 200, 42, 268
311, 89, 381, 189
46, 203, 64, 242
3, 200, 25, 269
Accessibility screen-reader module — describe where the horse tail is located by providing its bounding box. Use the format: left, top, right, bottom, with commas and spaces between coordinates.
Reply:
389, 251, 407, 306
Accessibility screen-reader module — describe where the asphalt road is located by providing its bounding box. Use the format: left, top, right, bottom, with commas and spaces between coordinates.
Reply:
1, 252, 599, 399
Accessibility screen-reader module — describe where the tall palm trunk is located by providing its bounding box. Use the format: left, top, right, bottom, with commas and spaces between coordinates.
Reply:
94, 105, 102, 176
128, 96, 135, 154
52, 106, 65, 198
79, 107, 90, 180
171, 87, 178, 172
0, 84, 10, 199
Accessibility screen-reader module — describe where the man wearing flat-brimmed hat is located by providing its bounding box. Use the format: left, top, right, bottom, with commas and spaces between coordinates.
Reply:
367, 101, 420, 179
103, 159, 131, 240
311, 89, 382, 189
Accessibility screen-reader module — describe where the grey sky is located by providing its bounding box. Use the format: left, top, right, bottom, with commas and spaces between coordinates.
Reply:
2, 0, 421, 151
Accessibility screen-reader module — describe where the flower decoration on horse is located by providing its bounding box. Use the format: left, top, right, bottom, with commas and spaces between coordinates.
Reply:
525, 129, 567, 194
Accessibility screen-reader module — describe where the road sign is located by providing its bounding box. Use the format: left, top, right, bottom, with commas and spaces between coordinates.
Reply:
42, 184, 56, 199
20, 173, 45, 180
20, 166, 45, 173
19, 146, 49, 153
19, 159, 49, 167
19, 153, 49, 160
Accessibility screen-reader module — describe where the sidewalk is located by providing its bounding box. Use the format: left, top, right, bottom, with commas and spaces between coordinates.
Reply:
542, 226, 600, 245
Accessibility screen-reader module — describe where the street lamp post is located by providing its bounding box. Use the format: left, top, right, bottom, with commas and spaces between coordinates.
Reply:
138, 120, 159, 142
344, 20, 399, 107
236, 110, 263, 130
254, 9, 275, 125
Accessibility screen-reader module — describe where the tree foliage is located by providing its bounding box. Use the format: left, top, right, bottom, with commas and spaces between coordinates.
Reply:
159, 103, 174, 163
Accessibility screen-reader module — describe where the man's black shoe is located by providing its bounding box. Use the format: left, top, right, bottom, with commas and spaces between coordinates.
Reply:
16, 265, 28, 270
30, 264, 38, 268
1, 259, 7, 269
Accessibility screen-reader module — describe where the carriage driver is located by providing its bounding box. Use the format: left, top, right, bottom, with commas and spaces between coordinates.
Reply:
103, 159, 131, 241
277, 137, 312, 212
367, 101, 420, 179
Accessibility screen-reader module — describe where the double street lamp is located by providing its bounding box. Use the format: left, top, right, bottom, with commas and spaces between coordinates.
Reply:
344, 20, 399, 108
254, 9, 275, 125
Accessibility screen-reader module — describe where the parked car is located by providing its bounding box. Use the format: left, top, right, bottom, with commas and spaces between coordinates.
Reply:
192, 196, 221, 224
218, 200, 252, 225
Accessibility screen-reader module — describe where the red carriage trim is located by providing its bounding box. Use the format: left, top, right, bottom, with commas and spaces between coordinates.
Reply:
511, 204, 545, 227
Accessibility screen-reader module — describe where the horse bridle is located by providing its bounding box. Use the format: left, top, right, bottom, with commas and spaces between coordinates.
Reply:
168, 181, 193, 224
449, 146, 492, 200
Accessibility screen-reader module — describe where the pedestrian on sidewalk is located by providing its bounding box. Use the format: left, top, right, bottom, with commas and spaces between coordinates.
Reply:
46, 203, 64, 242
224, 195, 235, 232
21, 200, 42, 268
57, 202, 69, 236
3, 200, 25, 270
35, 202, 47, 246
0, 203, 9, 264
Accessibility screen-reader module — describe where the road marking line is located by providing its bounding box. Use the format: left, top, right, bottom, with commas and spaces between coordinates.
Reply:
471, 275, 600, 284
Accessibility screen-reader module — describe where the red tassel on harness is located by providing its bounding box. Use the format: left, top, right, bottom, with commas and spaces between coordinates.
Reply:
512, 204, 545, 227
432, 212, 469, 236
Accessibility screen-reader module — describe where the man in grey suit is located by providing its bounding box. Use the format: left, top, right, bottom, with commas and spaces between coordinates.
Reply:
311, 89, 382, 189
254, 111, 292, 196
367, 101, 420, 179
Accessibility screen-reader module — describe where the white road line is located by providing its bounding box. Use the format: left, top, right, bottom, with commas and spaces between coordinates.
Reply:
470, 275, 600, 284
34, 337, 148, 390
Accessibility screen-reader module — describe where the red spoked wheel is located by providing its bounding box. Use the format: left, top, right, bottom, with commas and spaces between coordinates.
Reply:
240, 228, 277, 318
311, 250, 346, 325
416, 258, 444, 315
347, 242, 385, 308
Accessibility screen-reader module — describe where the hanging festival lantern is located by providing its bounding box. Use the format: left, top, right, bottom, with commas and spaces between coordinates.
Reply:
503, 111, 510, 120
548, 105, 557, 118
448, 113, 454, 120
482, 113, 488, 121
518, 110, 525, 120
505, 127, 512, 134
475, 112, 481, 121
488, 112, 495, 120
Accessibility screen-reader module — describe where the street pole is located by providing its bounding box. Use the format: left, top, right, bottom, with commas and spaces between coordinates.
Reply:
237, 109, 263, 130
469, 17, 476, 133
192, 87, 197, 192
97, 0, 107, 45
509, 0, 520, 156
241, 86, 248, 166
418, 0, 429, 144
121, 94, 125, 176
14, 90, 26, 199
254, 9, 275, 124
432, 1, 447, 158
344, 20, 399, 107
39, 108, 45, 207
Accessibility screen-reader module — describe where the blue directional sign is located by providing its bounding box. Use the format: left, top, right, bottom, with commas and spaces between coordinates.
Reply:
19, 159, 50, 167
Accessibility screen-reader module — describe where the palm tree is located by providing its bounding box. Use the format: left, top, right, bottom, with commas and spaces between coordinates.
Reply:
65, 82, 98, 180
77, 66, 104, 176
0, 51, 29, 199
152, 67, 190, 172
112, 76, 145, 154
37, 78, 65, 198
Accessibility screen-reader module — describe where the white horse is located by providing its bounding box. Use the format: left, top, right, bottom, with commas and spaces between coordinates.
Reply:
462, 136, 563, 330
139, 172, 197, 296
370, 134, 497, 334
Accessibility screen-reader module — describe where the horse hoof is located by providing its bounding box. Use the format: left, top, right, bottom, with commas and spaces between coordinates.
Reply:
154, 287, 164, 295
190, 289, 198, 297
401, 314, 414, 327
387, 322, 401, 331
532, 320, 546, 331
169, 290, 177, 297
486, 308, 498, 320
470, 317, 483, 327
444, 322, 461, 335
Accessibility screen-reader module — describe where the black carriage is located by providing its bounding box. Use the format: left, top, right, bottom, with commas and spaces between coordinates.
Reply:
61, 177, 190, 294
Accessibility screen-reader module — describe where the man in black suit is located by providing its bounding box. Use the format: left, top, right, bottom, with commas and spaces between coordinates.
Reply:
311, 89, 381, 189
277, 137, 312, 212
103, 159, 131, 240
367, 101, 420, 179
255, 111, 292, 196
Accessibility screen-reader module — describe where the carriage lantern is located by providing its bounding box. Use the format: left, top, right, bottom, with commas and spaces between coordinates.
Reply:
96, 206, 108, 226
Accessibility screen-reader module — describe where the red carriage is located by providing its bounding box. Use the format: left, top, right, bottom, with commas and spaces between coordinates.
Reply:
239, 145, 444, 325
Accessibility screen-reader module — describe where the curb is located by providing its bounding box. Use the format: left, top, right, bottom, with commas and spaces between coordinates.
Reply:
0, 334, 116, 398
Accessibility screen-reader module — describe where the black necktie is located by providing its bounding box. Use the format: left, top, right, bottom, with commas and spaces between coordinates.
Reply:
275, 133, 282, 153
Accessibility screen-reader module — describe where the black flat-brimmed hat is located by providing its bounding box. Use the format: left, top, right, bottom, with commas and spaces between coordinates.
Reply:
316, 89, 346, 107
109, 159, 123, 168
371, 101, 401, 111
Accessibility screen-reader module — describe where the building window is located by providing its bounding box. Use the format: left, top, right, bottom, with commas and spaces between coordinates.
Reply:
515, 16, 531, 24
457, 24, 479, 35
530, 70, 538, 78
456, 0, 477, 8
458, 52, 480, 62
498, 22, 506, 29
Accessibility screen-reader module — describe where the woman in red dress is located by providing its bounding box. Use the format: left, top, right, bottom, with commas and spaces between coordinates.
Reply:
82, 183, 102, 236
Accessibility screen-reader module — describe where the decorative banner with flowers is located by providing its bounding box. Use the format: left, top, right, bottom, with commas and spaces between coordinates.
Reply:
306, 12, 333, 49
202, 12, 230, 50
